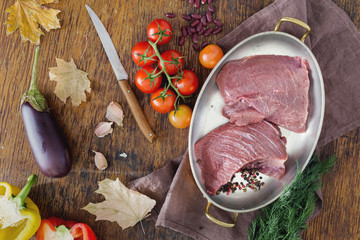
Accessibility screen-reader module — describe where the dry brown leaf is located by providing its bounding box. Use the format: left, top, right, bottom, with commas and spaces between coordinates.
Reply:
82, 178, 156, 230
49, 58, 91, 106
5, 0, 61, 45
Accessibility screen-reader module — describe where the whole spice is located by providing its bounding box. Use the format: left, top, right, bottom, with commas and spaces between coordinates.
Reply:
0, 174, 41, 240
94, 122, 113, 138
92, 151, 108, 171
106, 102, 124, 126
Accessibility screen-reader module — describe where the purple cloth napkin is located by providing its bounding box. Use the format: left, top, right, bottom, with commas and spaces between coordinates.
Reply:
129, 0, 360, 239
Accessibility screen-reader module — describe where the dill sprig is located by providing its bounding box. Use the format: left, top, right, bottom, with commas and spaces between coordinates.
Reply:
248, 154, 336, 240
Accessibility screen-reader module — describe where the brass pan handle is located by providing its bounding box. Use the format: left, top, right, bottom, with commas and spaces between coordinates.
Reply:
205, 202, 239, 228
274, 17, 311, 42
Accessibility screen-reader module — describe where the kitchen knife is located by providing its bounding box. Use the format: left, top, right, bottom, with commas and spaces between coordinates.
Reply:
85, 4, 156, 143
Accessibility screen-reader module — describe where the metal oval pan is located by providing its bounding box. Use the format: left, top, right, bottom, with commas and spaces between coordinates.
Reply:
188, 29, 325, 214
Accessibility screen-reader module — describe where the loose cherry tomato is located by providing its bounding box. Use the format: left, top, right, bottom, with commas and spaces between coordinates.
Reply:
169, 105, 192, 129
173, 70, 199, 95
199, 44, 224, 69
135, 66, 162, 94
158, 50, 184, 75
151, 88, 176, 113
131, 41, 158, 67
147, 19, 173, 45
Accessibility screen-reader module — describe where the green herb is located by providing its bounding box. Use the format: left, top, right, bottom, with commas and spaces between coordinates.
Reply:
248, 155, 336, 240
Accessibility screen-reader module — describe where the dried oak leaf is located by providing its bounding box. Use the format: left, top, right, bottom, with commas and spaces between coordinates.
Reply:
82, 178, 156, 230
5, 0, 61, 45
49, 58, 91, 106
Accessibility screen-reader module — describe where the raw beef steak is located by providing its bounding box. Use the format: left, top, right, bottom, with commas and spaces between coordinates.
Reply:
216, 55, 310, 133
195, 121, 287, 195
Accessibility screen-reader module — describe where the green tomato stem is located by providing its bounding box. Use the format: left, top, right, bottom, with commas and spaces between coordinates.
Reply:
148, 41, 186, 107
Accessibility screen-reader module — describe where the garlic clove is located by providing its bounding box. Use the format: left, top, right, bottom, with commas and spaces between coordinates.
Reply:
92, 150, 108, 170
106, 102, 124, 126
94, 122, 113, 137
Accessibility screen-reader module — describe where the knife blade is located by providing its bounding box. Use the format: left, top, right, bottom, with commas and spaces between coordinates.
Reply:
85, 4, 156, 143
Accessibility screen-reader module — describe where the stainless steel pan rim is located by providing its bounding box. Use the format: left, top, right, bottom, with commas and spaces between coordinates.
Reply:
188, 17, 325, 225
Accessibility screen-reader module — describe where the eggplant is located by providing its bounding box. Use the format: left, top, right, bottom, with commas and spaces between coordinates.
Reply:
21, 46, 71, 178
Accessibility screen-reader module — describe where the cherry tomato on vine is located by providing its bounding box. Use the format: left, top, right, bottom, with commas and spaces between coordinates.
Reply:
131, 41, 158, 67
199, 44, 224, 69
169, 105, 193, 129
147, 19, 173, 45
135, 66, 162, 94
172, 70, 199, 95
158, 50, 184, 75
151, 88, 176, 113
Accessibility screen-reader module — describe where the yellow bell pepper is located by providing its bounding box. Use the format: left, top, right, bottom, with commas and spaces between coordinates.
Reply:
0, 174, 41, 240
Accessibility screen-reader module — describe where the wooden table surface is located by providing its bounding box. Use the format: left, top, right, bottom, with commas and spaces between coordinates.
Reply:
0, 0, 359, 239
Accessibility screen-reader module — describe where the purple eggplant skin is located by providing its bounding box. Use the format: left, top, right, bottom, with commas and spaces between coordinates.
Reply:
21, 102, 71, 178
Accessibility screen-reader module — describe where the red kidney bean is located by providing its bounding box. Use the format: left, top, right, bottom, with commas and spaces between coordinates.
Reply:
182, 14, 192, 21
204, 27, 213, 37
201, 0, 207, 3
181, 26, 188, 37
190, 27, 197, 33
187, 26, 193, 35
213, 27, 222, 35
201, 41, 210, 49
178, 36, 185, 46
200, 16, 207, 26
190, 19, 200, 27
198, 27, 205, 35
208, 5, 215, 12
196, 22, 203, 32
191, 13, 201, 19
214, 19, 222, 27
166, 12, 176, 18
206, 11, 213, 23
189, 0, 195, 3
208, 0, 212, 3
193, 43, 200, 51
192, 33, 199, 43
195, 0, 200, 8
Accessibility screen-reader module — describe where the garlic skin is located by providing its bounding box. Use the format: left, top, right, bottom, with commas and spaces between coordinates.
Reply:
92, 150, 108, 170
106, 102, 124, 126
95, 122, 113, 137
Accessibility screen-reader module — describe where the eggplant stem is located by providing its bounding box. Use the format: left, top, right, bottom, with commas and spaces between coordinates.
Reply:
29, 46, 40, 91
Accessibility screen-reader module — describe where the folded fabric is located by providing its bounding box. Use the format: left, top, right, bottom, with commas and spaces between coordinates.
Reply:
130, 0, 360, 239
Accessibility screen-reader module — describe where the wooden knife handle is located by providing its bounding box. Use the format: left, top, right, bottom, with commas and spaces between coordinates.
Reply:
118, 80, 157, 143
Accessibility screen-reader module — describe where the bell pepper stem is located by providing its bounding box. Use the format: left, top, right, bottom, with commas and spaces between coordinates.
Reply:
13, 174, 38, 208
